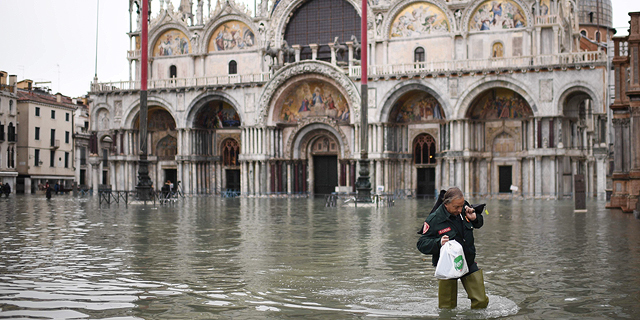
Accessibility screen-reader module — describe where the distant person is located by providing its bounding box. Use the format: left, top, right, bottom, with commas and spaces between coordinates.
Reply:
54, 183, 60, 195
417, 187, 489, 309
45, 182, 52, 199
3, 183, 10, 197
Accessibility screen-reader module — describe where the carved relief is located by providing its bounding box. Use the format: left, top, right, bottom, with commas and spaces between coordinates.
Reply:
540, 79, 553, 102
284, 116, 350, 159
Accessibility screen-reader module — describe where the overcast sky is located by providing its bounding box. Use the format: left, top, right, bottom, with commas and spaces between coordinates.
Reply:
0, 0, 637, 98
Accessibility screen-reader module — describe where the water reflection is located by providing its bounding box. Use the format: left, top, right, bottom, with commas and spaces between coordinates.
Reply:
0, 195, 638, 319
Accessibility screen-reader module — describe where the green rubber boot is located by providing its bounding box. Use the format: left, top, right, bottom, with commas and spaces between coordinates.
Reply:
438, 279, 458, 309
460, 269, 489, 309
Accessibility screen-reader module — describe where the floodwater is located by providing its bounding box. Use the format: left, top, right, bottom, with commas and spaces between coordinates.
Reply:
1, 195, 639, 319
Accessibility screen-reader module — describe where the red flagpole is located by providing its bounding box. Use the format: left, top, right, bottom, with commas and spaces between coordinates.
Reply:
361, 0, 367, 86
141, 0, 148, 91
356, 0, 372, 201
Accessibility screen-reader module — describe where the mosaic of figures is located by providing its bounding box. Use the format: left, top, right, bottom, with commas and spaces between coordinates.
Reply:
135, 107, 177, 131
467, 88, 533, 120
390, 2, 449, 38
470, 0, 527, 31
390, 91, 444, 123
278, 81, 350, 123
153, 29, 191, 56
540, 0, 551, 15
194, 101, 241, 129
209, 21, 255, 51
492, 42, 504, 57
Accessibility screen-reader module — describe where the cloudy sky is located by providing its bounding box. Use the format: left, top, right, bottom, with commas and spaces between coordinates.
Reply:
0, 0, 636, 98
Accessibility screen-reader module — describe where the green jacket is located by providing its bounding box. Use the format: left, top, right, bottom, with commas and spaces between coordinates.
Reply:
416, 202, 484, 268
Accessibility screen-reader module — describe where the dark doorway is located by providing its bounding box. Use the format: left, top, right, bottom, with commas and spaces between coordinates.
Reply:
226, 169, 241, 192
164, 169, 177, 186
417, 167, 436, 197
313, 155, 337, 195
79, 169, 86, 186
499, 165, 512, 193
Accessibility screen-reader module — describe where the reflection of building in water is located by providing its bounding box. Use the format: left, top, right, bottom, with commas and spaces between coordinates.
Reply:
89, 0, 614, 199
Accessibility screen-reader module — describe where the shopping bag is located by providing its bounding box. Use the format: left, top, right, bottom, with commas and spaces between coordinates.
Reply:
434, 240, 468, 279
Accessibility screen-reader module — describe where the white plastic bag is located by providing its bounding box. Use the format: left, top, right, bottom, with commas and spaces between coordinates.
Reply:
434, 240, 469, 279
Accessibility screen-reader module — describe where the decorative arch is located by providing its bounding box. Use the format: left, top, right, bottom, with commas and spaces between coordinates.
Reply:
379, 81, 449, 123
386, 0, 453, 38
489, 128, 520, 153
466, 87, 533, 120
94, 107, 111, 131
283, 0, 361, 48
455, 77, 537, 119
156, 135, 178, 159
133, 106, 177, 131
258, 60, 360, 126
463, 0, 532, 33
202, 1, 258, 50
286, 117, 350, 159
274, 77, 350, 124
491, 41, 505, 57
185, 91, 243, 128
208, 20, 256, 52
123, 96, 177, 129
221, 138, 240, 166
413, 133, 437, 164
555, 83, 602, 116
152, 28, 192, 57
270, 0, 369, 47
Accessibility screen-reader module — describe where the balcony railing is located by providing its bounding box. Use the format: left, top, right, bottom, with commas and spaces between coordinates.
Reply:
536, 15, 559, 25
349, 51, 605, 78
128, 50, 141, 59
93, 51, 605, 93
91, 73, 271, 93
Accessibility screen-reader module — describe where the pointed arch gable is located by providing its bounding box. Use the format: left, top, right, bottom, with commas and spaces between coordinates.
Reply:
385, 0, 454, 38
149, 24, 193, 57
379, 81, 449, 123
463, 0, 532, 33
203, 15, 258, 53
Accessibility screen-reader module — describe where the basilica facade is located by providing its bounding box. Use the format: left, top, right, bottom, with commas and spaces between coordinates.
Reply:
88, 0, 612, 199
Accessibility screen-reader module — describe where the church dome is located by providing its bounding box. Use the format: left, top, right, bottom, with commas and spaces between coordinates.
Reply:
578, 0, 613, 27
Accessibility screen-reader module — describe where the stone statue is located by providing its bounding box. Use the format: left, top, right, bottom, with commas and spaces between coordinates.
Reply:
351, 34, 361, 59
264, 42, 281, 71
333, 37, 347, 61
282, 40, 295, 63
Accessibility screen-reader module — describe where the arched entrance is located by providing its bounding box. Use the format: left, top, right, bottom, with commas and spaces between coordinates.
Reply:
309, 134, 340, 194
559, 88, 600, 197
413, 133, 437, 197
133, 106, 177, 189
465, 87, 533, 196
221, 138, 240, 192
189, 99, 242, 194
387, 88, 445, 197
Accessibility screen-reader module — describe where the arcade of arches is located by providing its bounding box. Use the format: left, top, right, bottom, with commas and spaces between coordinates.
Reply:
91, 81, 602, 199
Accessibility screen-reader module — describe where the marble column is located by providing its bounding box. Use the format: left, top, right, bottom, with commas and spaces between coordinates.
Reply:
287, 162, 292, 195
